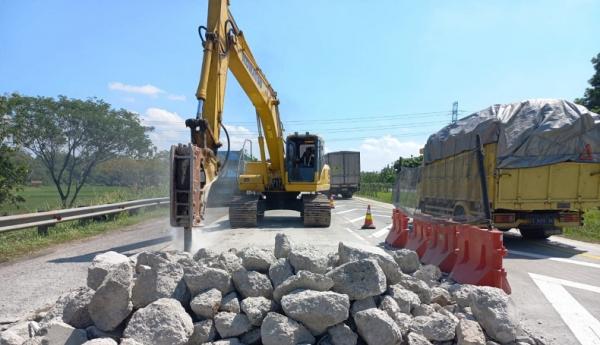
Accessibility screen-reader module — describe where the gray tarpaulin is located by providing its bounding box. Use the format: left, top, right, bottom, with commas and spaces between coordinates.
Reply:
424, 99, 600, 168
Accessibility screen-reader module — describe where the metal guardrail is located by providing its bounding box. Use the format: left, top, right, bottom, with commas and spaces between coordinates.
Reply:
0, 197, 169, 234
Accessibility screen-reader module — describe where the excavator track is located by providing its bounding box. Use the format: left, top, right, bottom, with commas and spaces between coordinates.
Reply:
303, 194, 331, 227
229, 196, 259, 228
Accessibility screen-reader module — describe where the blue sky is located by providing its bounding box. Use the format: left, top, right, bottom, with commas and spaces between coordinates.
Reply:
1, 0, 599, 170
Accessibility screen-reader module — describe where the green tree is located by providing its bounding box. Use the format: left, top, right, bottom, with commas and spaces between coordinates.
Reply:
393, 155, 423, 173
3, 94, 154, 208
576, 52, 600, 114
0, 112, 27, 207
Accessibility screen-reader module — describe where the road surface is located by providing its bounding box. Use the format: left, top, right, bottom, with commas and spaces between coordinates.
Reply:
1, 197, 599, 345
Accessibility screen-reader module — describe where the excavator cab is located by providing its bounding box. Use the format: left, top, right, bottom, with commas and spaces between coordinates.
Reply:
286, 133, 324, 183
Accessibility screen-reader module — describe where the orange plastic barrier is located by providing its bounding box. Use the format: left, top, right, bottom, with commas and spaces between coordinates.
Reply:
449, 225, 511, 294
405, 217, 429, 257
420, 222, 458, 273
385, 209, 409, 247
384, 209, 511, 294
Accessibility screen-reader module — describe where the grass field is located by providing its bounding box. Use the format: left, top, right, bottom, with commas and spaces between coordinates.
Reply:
1, 185, 166, 216
0, 206, 168, 262
563, 209, 600, 243
356, 191, 393, 204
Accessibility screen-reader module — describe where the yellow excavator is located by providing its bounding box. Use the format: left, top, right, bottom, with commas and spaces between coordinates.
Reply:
170, 0, 331, 249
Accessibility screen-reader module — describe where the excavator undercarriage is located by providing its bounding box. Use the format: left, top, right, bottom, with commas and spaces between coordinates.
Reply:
228, 193, 331, 228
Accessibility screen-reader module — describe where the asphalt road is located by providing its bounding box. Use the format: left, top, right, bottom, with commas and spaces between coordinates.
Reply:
1, 197, 599, 345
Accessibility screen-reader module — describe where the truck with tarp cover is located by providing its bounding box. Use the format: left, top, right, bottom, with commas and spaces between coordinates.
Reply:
418, 99, 600, 239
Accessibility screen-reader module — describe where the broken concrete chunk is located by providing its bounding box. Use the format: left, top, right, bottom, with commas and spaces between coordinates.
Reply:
260, 312, 315, 345
232, 270, 273, 299
288, 246, 330, 274
354, 308, 402, 345
268, 258, 294, 288
273, 270, 334, 302
239, 247, 276, 273
123, 298, 193, 345
36, 321, 88, 345
190, 288, 222, 320
213, 312, 252, 338
326, 259, 387, 300
61, 287, 95, 329
410, 312, 458, 342
387, 284, 421, 314
413, 265, 442, 287
88, 262, 134, 331
407, 332, 432, 345
81, 339, 118, 345
87, 251, 129, 290
132, 252, 187, 308
184, 266, 234, 296
350, 296, 377, 317
274, 233, 292, 259
390, 249, 421, 274
0, 330, 25, 345
469, 286, 518, 344
456, 318, 486, 345
220, 291, 241, 313
327, 323, 357, 345
281, 290, 350, 335
188, 320, 216, 345
240, 297, 275, 326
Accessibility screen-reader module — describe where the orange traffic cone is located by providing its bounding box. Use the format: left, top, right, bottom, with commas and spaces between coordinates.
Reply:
329, 195, 335, 209
361, 205, 376, 229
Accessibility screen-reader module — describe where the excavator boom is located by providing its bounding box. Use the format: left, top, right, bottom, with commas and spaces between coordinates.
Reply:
171, 0, 331, 250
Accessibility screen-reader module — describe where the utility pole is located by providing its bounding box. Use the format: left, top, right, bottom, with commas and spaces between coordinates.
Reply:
452, 101, 458, 124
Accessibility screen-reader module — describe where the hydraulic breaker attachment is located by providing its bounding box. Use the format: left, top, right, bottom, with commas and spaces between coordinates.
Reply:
170, 143, 218, 231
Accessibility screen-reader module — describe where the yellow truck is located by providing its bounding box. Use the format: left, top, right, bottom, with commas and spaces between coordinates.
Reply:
418, 99, 600, 239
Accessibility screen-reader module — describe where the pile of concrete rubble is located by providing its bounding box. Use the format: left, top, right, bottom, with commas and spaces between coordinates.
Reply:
0, 234, 541, 345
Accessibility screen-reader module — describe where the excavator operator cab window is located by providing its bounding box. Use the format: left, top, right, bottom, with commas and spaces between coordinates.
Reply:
286, 136, 321, 182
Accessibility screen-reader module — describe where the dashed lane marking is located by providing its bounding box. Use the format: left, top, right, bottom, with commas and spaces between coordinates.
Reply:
344, 227, 367, 242
334, 209, 358, 215
530, 273, 600, 345
509, 249, 600, 269
370, 225, 392, 238
348, 216, 365, 223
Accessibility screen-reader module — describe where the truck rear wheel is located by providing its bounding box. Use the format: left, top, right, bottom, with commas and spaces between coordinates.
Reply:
452, 206, 467, 223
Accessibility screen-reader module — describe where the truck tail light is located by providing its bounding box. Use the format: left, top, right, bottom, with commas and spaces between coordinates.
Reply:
559, 213, 580, 223
493, 213, 516, 223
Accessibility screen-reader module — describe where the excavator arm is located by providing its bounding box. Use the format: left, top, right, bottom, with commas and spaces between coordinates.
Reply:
170, 0, 286, 235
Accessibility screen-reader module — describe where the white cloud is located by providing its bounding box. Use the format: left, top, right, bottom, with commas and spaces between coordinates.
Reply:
140, 108, 258, 158
141, 108, 186, 150
108, 82, 165, 97
358, 135, 422, 171
167, 94, 187, 101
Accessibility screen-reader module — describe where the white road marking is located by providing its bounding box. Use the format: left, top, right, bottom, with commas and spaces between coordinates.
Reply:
344, 227, 367, 242
510, 250, 600, 269
334, 209, 358, 215
371, 225, 392, 238
349, 216, 365, 223
529, 273, 600, 294
530, 273, 600, 345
